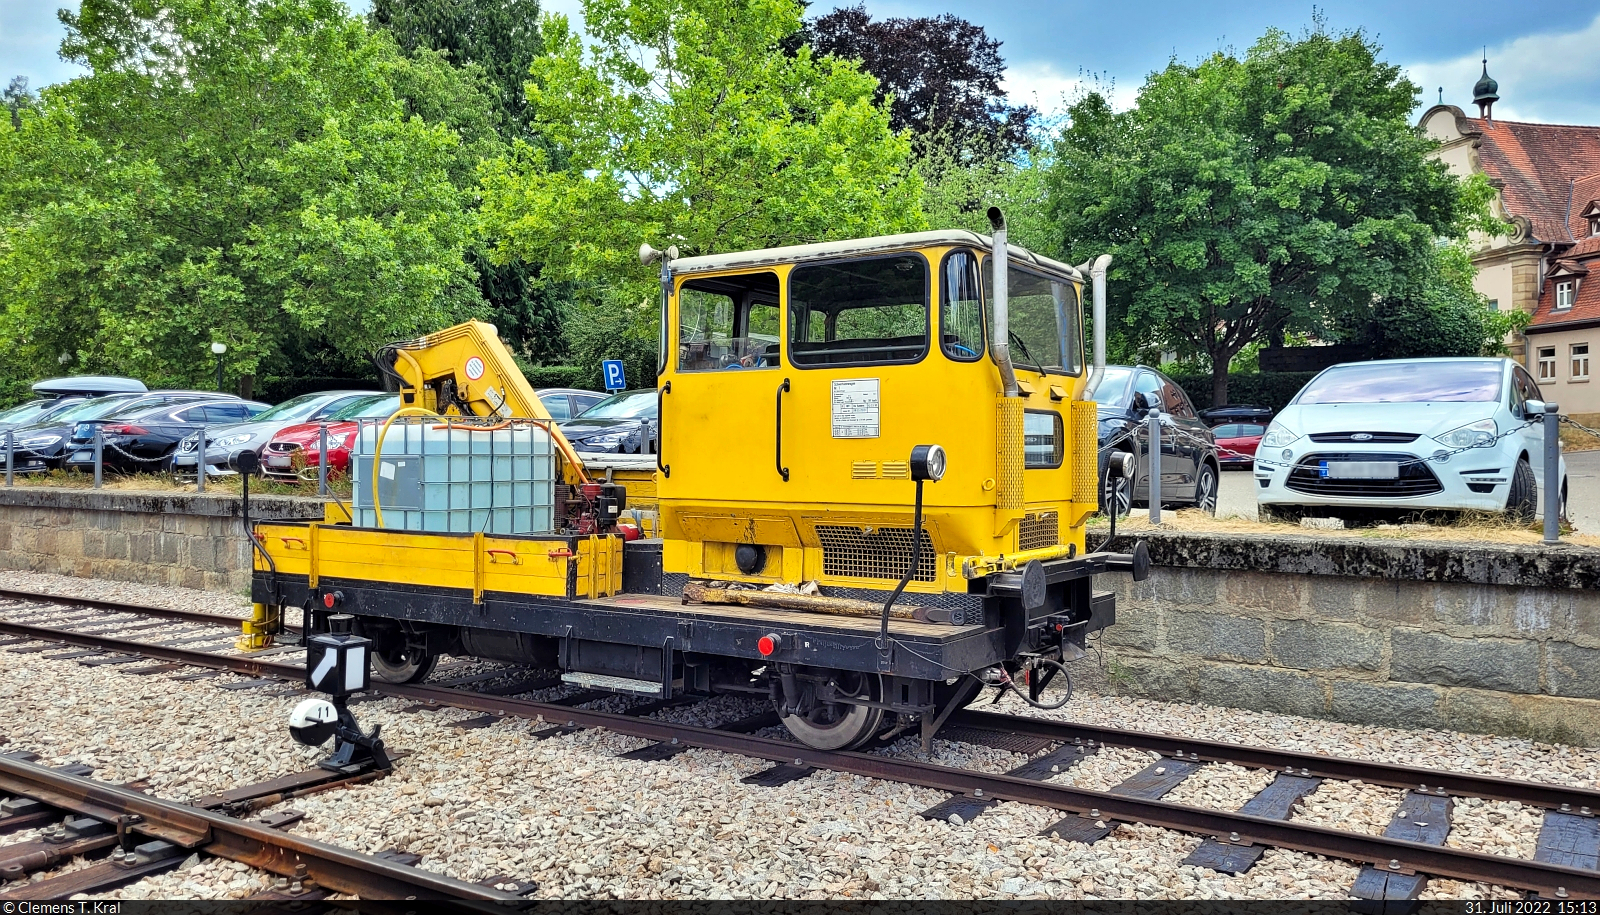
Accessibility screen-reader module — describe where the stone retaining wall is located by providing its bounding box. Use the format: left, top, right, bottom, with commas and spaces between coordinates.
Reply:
1088, 530, 1600, 746
0, 488, 324, 592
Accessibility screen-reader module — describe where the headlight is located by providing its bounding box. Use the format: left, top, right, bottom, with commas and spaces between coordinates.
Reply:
1259, 423, 1299, 449
17, 435, 61, 448
216, 433, 255, 448
1436, 418, 1497, 449
577, 433, 626, 450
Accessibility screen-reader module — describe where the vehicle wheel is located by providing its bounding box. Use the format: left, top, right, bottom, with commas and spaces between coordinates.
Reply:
1100, 457, 1133, 517
777, 671, 885, 750
371, 648, 438, 684
1259, 504, 1302, 524
1193, 463, 1218, 515
1506, 458, 1537, 523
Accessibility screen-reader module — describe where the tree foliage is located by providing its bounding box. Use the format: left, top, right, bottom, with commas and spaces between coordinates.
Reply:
4, 77, 34, 129
478, 0, 925, 380
0, 0, 491, 389
794, 4, 1032, 157
1046, 25, 1474, 405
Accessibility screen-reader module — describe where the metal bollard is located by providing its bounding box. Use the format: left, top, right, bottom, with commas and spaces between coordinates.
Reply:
5, 430, 12, 487
1147, 408, 1162, 525
318, 422, 329, 496
195, 424, 206, 493
93, 425, 103, 489
1543, 402, 1561, 545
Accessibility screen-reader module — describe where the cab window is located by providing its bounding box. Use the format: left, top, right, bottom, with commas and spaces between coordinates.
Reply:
983, 262, 1083, 376
677, 272, 780, 371
941, 250, 985, 361
788, 254, 929, 367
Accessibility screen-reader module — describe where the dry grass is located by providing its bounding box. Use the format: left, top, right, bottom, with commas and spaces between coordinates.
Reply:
1094, 508, 1600, 549
1561, 424, 1600, 453
0, 468, 340, 499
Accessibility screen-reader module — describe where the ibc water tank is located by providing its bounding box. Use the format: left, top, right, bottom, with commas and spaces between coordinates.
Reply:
350, 419, 556, 534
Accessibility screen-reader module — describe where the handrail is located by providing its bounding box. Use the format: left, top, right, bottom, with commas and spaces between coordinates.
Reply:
656, 381, 671, 478
775, 378, 791, 481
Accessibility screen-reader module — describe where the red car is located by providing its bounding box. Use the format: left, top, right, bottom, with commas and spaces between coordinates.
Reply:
262, 394, 398, 481
1210, 422, 1265, 468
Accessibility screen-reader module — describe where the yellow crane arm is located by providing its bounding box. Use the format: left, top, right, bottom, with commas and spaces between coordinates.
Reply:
379, 320, 591, 483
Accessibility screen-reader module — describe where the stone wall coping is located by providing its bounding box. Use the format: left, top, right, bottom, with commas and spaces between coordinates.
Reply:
1131, 528, 1600, 591
0, 486, 325, 520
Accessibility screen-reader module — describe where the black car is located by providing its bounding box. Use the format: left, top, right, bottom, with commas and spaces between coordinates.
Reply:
63, 398, 268, 473
559, 388, 658, 455
0, 392, 191, 472
1198, 403, 1274, 427
1093, 365, 1219, 515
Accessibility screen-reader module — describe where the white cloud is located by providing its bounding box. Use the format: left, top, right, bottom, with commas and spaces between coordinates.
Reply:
1000, 60, 1138, 117
1406, 11, 1600, 125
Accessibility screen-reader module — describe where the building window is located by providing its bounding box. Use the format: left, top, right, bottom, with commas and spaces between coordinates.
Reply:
1487, 298, 1499, 311
1538, 347, 1556, 381
1556, 281, 1575, 310
1573, 344, 1590, 381
1591, 217, 1600, 237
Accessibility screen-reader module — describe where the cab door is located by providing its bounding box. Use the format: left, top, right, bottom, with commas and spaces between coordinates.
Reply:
658, 270, 787, 502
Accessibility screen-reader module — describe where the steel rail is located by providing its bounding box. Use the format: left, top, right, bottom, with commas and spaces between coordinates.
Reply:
952, 709, 1600, 813
6, 613, 1600, 896
0, 755, 515, 901
0, 586, 302, 635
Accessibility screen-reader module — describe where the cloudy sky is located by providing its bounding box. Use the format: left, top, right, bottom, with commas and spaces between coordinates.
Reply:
4, 0, 1597, 124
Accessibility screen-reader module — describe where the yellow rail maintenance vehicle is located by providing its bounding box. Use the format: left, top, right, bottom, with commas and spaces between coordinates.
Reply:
248, 210, 1149, 751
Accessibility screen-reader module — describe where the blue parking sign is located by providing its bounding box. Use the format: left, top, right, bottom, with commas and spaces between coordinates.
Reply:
601, 360, 626, 391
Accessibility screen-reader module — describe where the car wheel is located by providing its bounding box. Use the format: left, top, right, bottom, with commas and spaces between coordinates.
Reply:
1193, 463, 1218, 515
1100, 457, 1133, 517
1506, 458, 1537, 523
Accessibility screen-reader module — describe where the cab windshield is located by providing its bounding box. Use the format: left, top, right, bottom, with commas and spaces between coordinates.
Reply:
788, 254, 929, 367
984, 262, 1082, 376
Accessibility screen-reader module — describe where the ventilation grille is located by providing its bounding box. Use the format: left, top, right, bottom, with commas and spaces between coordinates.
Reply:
851, 461, 877, 479
815, 525, 937, 582
996, 396, 1025, 510
881, 461, 910, 479
1072, 400, 1098, 503
1019, 513, 1060, 551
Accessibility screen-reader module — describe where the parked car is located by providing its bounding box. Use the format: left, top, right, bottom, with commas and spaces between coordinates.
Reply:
62, 398, 269, 473
1255, 358, 1568, 523
170, 390, 376, 477
1198, 403, 1274, 427
536, 388, 607, 421
1212, 423, 1266, 468
0, 391, 215, 472
262, 394, 400, 481
560, 388, 658, 456
0, 397, 100, 432
1093, 365, 1219, 515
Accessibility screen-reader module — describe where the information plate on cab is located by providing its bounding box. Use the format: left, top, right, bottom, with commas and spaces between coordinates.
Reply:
831, 379, 880, 439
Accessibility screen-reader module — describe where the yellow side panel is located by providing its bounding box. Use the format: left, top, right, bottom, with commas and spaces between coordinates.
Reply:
322, 502, 353, 524
479, 537, 582, 597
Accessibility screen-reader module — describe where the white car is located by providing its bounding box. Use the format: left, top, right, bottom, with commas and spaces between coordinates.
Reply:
1255, 358, 1566, 522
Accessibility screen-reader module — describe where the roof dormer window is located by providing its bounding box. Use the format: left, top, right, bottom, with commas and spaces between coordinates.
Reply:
1556, 281, 1575, 310
1591, 216, 1600, 237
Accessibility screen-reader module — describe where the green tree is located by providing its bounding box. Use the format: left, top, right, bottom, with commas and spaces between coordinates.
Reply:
0, 0, 490, 390
1046, 25, 1472, 405
478, 0, 925, 380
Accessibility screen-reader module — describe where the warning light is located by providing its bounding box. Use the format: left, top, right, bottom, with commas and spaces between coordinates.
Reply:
757, 634, 779, 657
322, 591, 344, 609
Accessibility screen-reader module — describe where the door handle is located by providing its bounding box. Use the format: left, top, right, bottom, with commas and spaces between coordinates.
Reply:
776, 378, 791, 481
656, 382, 670, 478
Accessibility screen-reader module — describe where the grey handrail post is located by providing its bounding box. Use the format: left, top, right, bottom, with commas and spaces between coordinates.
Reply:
5, 430, 12, 487
1148, 409, 1162, 525
318, 422, 329, 496
196, 425, 206, 493
93, 425, 103, 489
1543, 402, 1561, 544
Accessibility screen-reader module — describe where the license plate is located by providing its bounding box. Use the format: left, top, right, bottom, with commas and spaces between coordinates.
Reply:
1320, 461, 1399, 480
266, 455, 291, 468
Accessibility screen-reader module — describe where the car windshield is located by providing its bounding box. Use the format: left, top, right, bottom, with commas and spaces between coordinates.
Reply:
248, 392, 343, 423
329, 395, 399, 420
47, 396, 136, 423
1094, 367, 1135, 409
1297, 362, 1504, 404
578, 390, 657, 419
0, 401, 51, 424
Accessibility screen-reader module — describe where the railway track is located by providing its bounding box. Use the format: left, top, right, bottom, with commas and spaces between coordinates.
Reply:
2, 591, 1599, 902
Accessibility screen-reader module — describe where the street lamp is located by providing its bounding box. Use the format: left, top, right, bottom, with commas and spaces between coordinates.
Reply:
211, 342, 227, 392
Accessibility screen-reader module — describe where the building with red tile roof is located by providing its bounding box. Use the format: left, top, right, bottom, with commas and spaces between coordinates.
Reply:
1419, 74, 1600, 416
